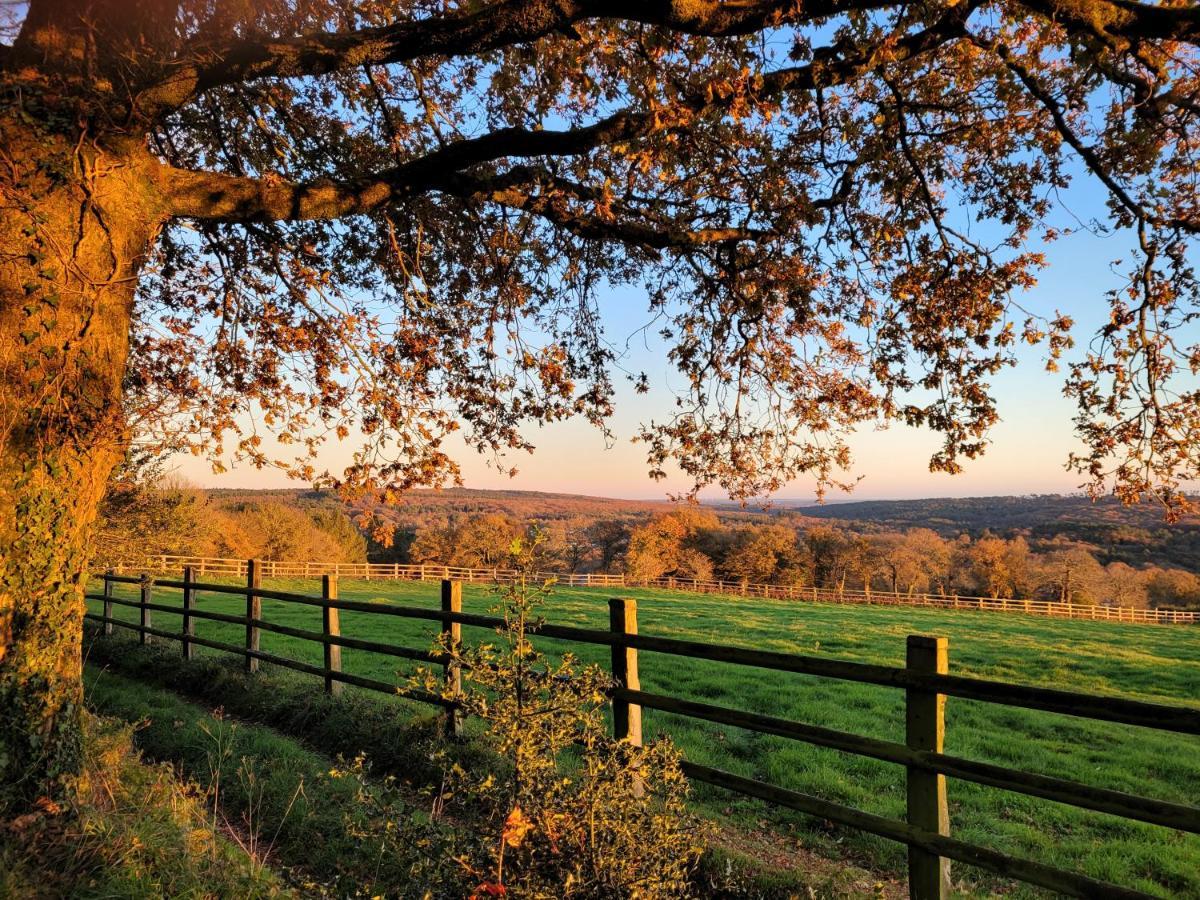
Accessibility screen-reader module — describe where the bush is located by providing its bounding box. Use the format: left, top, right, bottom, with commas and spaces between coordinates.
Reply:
420, 530, 707, 898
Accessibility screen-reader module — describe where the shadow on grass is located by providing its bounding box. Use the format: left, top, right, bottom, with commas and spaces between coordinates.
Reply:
83, 627, 901, 899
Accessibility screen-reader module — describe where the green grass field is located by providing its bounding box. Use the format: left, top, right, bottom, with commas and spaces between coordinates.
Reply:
86, 577, 1200, 897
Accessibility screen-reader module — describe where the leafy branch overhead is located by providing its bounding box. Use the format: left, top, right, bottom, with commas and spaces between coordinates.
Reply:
6, 0, 1200, 509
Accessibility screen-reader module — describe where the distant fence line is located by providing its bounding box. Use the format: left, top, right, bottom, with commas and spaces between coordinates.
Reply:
84, 568, 1200, 900
97, 554, 1199, 625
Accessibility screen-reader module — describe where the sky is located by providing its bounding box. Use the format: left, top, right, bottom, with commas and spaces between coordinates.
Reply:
170, 133, 1196, 505
174, 201, 1156, 503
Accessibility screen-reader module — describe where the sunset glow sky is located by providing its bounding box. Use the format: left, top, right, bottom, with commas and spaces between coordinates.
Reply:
174, 176, 1189, 503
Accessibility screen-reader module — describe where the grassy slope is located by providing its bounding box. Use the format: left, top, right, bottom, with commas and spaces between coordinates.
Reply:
88, 578, 1200, 897
83, 662, 902, 900
0, 714, 285, 899
80, 670, 455, 899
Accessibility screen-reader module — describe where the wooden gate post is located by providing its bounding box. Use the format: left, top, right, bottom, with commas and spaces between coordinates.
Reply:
906, 635, 950, 900
322, 574, 342, 695
608, 598, 642, 746
182, 566, 196, 660
139, 575, 153, 646
102, 568, 114, 636
441, 579, 464, 737
246, 559, 261, 673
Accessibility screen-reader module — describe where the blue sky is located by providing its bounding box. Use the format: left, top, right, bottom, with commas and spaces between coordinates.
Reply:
175, 197, 1160, 501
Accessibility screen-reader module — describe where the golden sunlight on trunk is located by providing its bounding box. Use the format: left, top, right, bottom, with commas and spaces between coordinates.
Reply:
0, 119, 162, 810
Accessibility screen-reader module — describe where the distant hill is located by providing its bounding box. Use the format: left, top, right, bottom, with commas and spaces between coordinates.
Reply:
757, 493, 1196, 530
204, 488, 1200, 570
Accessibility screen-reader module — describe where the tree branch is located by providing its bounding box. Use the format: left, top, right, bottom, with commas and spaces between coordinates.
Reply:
446, 167, 774, 250
1019, 0, 1200, 47
980, 35, 1200, 235
159, 160, 764, 249
160, 7, 971, 226
138, 0, 897, 117
134, 0, 1200, 122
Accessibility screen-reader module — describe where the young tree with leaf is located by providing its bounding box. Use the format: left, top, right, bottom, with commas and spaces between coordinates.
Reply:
422, 532, 702, 898
2, 0, 1200, 805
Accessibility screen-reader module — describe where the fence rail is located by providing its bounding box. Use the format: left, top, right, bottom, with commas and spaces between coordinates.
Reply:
83, 563, 1200, 900
641, 575, 1200, 624
101, 554, 1200, 625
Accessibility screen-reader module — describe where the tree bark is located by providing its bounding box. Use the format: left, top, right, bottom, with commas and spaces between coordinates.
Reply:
0, 117, 164, 812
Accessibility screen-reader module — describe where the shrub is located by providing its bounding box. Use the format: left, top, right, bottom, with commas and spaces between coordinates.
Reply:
420, 529, 707, 899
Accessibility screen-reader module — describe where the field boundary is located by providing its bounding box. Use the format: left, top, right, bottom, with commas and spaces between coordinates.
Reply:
85, 565, 1200, 900
100, 553, 1200, 625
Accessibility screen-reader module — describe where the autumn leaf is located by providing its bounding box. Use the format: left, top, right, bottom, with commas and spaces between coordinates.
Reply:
470, 881, 507, 898
502, 804, 534, 848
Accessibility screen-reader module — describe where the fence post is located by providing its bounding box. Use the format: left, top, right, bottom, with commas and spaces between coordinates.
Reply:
182, 566, 196, 660
246, 559, 261, 673
608, 598, 642, 746
322, 574, 342, 696
609, 597, 643, 797
906, 635, 950, 900
103, 568, 114, 636
139, 575, 153, 646
441, 579, 464, 737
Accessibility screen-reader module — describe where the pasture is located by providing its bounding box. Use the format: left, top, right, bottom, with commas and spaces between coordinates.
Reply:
86, 577, 1200, 896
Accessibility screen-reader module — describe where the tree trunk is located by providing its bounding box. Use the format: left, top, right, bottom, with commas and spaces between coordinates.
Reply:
0, 117, 163, 812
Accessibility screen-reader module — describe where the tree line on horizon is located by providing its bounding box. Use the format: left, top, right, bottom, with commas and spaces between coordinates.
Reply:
404, 507, 1200, 609
100, 481, 1200, 610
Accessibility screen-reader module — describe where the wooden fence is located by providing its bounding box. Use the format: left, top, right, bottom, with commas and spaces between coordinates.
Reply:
106, 554, 1200, 625
83, 565, 1200, 900
117, 554, 626, 587
640, 576, 1200, 624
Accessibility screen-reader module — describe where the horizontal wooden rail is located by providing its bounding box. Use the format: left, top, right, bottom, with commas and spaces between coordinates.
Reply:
680, 762, 1153, 899
86, 592, 446, 664
86, 593, 248, 627
617, 688, 1200, 834
540, 623, 1200, 737
85, 568, 1200, 900
83, 611, 448, 706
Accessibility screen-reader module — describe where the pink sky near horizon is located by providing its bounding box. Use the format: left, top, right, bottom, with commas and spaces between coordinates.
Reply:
173, 341, 1087, 502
